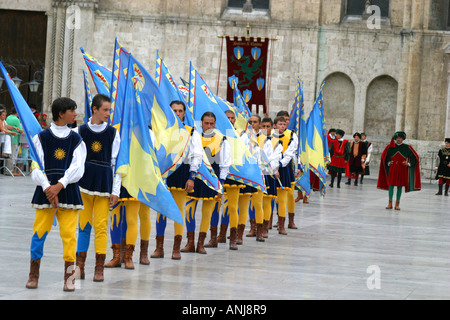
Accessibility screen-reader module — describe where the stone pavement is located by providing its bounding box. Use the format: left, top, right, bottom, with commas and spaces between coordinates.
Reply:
0, 175, 449, 300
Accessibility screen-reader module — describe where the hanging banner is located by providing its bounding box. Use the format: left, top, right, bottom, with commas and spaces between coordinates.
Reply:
226, 36, 269, 114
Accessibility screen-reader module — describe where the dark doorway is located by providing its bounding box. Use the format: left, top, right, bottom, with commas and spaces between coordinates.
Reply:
0, 9, 47, 114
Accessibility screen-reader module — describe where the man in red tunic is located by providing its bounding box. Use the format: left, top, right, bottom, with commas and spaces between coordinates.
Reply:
377, 131, 421, 210
328, 129, 350, 188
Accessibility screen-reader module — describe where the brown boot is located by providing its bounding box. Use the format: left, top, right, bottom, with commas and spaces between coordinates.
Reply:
262, 220, 269, 238
386, 200, 393, 209
229, 227, 238, 250
278, 217, 287, 235
76, 252, 87, 280
268, 212, 273, 229
295, 191, 303, 202
63, 261, 76, 292
124, 244, 135, 269
93, 254, 106, 282
288, 213, 298, 229
180, 231, 196, 253
150, 236, 164, 258
395, 200, 400, 210
196, 232, 207, 254
140, 240, 150, 265
172, 235, 182, 260
104, 243, 122, 268
217, 223, 228, 243
205, 226, 218, 248
256, 223, 265, 242
303, 196, 309, 204
246, 219, 256, 237
120, 238, 126, 263
25, 258, 41, 289
236, 224, 245, 245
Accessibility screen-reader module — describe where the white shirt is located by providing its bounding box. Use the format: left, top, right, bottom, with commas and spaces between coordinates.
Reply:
185, 128, 203, 173
262, 136, 283, 175
73, 118, 121, 196
272, 130, 298, 169
31, 123, 87, 191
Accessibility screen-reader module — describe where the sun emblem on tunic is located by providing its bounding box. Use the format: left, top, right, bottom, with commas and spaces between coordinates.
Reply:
54, 148, 66, 160
91, 141, 102, 153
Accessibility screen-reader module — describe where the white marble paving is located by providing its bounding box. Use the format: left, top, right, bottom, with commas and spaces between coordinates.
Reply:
0, 175, 449, 300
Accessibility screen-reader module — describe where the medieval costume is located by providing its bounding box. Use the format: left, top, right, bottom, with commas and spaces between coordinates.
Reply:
328, 129, 350, 188
377, 131, 421, 210
345, 133, 367, 186
434, 138, 450, 196
360, 133, 372, 184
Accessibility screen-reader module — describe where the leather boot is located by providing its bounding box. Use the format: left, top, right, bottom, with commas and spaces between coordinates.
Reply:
205, 226, 218, 248
217, 223, 228, 243
303, 196, 309, 204
288, 212, 298, 229
262, 220, 269, 238
295, 191, 303, 202
278, 217, 287, 235
120, 238, 126, 263
246, 219, 256, 237
268, 213, 273, 229
25, 258, 40, 289
151, 236, 164, 258
256, 223, 265, 242
273, 214, 279, 228
93, 254, 106, 282
196, 232, 207, 254
104, 243, 122, 268
63, 261, 76, 292
76, 252, 87, 280
172, 235, 182, 260
236, 224, 245, 245
395, 200, 400, 210
229, 227, 238, 250
124, 244, 135, 269
445, 184, 449, 196
140, 240, 150, 265
386, 200, 393, 209
180, 231, 196, 253
436, 184, 443, 195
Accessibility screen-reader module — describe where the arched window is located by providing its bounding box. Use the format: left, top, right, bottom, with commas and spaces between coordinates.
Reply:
228, 0, 269, 10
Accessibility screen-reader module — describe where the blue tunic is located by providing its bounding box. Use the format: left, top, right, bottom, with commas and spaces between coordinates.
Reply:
77, 124, 116, 196
31, 128, 83, 209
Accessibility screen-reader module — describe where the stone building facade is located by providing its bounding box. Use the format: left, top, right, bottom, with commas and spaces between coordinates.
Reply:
1, 0, 450, 181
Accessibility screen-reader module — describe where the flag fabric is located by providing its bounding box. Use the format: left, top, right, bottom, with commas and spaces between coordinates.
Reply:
228, 76, 252, 121
226, 36, 269, 113
80, 47, 112, 96
317, 82, 330, 166
110, 38, 131, 129
188, 62, 266, 192
82, 70, 93, 124
115, 57, 183, 224
129, 55, 191, 180
155, 51, 194, 127
216, 96, 248, 133
0, 61, 43, 170
289, 78, 311, 195
305, 84, 328, 197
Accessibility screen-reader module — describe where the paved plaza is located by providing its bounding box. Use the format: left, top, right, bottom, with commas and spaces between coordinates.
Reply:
0, 174, 449, 300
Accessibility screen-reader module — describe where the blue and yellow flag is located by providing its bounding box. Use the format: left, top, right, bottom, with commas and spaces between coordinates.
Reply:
129, 55, 190, 180
229, 76, 252, 121
305, 83, 327, 196
115, 57, 183, 224
0, 61, 43, 170
155, 51, 194, 127
154, 52, 221, 192
83, 70, 93, 124
80, 47, 112, 96
188, 62, 265, 192
216, 96, 248, 133
288, 78, 311, 195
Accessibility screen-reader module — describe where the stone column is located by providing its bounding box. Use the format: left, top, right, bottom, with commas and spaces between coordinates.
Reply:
444, 43, 450, 138
43, 0, 97, 116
